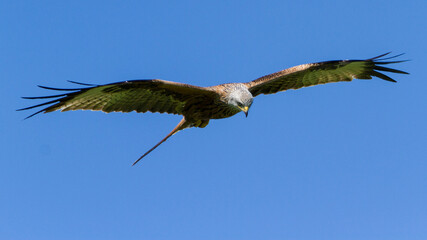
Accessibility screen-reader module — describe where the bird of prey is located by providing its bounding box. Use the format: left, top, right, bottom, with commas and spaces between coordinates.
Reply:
19, 53, 408, 165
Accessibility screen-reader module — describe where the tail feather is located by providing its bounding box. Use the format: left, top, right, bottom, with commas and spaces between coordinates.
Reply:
132, 117, 189, 166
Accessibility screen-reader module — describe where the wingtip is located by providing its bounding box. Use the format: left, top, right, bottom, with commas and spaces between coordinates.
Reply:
372, 52, 408, 62
370, 52, 392, 60
67, 80, 98, 86
37, 84, 84, 91
381, 52, 405, 60
21, 110, 44, 120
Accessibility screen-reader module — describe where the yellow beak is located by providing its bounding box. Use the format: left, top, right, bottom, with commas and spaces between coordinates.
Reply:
241, 106, 249, 117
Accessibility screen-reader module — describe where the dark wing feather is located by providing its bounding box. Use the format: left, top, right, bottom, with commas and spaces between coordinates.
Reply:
18, 79, 217, 119
244, 53, 409, 96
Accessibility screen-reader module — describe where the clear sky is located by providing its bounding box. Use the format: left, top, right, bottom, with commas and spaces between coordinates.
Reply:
1, 0, 426, 239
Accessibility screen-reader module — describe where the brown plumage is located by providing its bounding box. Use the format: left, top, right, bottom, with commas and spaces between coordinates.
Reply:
18, 53, 408, 165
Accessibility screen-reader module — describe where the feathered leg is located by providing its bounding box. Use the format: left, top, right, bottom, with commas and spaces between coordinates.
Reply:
132, 117, 189, 166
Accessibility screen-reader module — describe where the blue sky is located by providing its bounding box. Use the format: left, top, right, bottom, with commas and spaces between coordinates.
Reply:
1, 0, 426, 239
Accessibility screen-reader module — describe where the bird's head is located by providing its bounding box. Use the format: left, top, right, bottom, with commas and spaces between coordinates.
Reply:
226, 84, 253, 117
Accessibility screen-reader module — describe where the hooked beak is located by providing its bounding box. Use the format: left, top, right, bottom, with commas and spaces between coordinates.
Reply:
242, 106, 249, 118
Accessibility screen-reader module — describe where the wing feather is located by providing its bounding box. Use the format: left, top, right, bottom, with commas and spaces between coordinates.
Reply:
18, 79, 217, 119
244, 53, 408, 96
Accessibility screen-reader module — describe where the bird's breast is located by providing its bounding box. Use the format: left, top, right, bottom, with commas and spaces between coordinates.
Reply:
183, 100, 239, 120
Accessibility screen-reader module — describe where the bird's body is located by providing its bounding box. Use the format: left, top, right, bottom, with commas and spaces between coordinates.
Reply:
19, 53, 408, 165
202, 83, 252, 119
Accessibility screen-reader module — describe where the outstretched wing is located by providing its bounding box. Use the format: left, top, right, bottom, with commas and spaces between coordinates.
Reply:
244, 53, 409, 96
18, 79, 217, 119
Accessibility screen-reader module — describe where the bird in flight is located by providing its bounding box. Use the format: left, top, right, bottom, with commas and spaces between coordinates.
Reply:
19, 52, 408, 165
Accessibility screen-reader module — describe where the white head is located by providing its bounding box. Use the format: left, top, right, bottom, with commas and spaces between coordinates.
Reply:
225, 84, 254, 117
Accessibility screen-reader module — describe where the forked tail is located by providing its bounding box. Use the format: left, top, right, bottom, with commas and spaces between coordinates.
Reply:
132, 117, 188, 166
